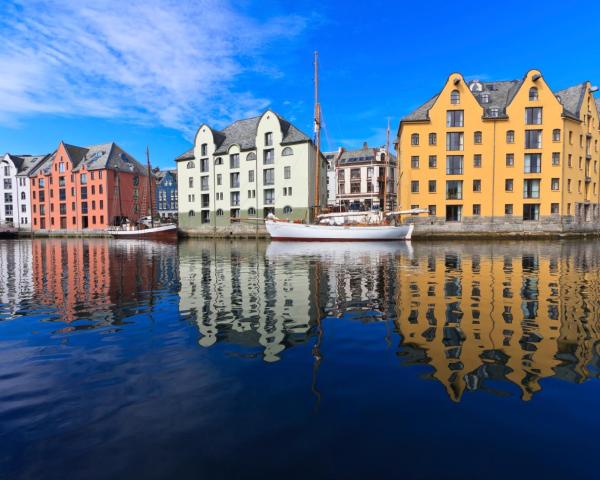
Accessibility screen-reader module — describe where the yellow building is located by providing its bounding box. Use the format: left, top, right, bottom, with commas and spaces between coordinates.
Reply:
398, 70, 600, 235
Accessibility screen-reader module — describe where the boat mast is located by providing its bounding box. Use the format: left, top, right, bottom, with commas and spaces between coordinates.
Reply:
313, 51, 321, 220
382, 119, 390, 216
146, 146, 154, 228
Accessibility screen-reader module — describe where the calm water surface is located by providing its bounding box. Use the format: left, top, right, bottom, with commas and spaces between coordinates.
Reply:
1, 238, 600, 479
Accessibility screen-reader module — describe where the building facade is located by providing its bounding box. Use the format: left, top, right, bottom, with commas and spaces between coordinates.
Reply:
155, 169, 178, 219
325, 142, 396, 211
176, 110, 327, 234
398, 69, 600, 235
29, 142, 151, 231
0, 153, 48, 229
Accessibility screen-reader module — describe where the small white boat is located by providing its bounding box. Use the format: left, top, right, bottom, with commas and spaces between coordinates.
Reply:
108, 223, 177, 239
265, 210, 425, 241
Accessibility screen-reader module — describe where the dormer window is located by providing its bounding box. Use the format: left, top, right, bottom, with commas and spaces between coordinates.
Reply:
489, 108, 499, 117
529, 87, 538, 101
186, 161, 195, 169
265, 132, 273, 146
481, 93, 490, 104
450, 90, 460, 105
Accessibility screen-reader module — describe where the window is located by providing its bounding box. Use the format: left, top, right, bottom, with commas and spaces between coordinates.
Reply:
39, 178, 44, 188
523, 179, 540, 198
446, 205, 462, 221
529, 87, 538, 101
446, 132, 464, 151
551, 178, 559, 191
446, 180, 463, 200
473, 204, 481, 215
523, 204, 540, 221
428, 180, 436, 193
201, 143, 208, 156
524, 153, 541, 173
428, 155, 437, 168
217, 174, 222, 186
505, 204, 513, 215
525, 107, 542, 125
429, 133, 437, 145
489, 108, 499, 117
428, 205, 436, 216
58, 162, 65, 173
446, 110, 464, 127
230, 172, 240, 188
80, 173, 87, 184
80, 186, 87, 199
411, 156, 420, 168
284, 166, 291, 179
263, 149, 274, 164
283, 206, 292, 214
263, 168, 275, 185
216, 208, 224, 216
3, 165, 9, 176
552, 153, 560, 166
282, 147, 293, 156
200, 158, 209, 172
474, 131, 482, 144
188, 210, 195, 217
481, 93, 490, 104
188, 177, 193, 188
230, 154, 240, 169
568, 154, 572, 167
506, 130, 515, 143
247, 152, 257, 161
248, 170, 255, 182
3, 179, 11, 189
411, 181, 419, 193
265, 132, 273, 146
264, 188, 275, 205
230, 191, 240, 206
215, 157, 223, 165
551, 203, 559, 214
568, 179, 572, 192
20, 191, 25, 200
506, 153, 514, 167
200, 176, 209, 191
505, 179, 513, 192
473, 154, 482, 167
411, 133, 419, 146
450, 90, 460, 104
248, 207, 256, 215
446, 155, 463, 175
473, 179, 481, 192
525, 130, 542, 149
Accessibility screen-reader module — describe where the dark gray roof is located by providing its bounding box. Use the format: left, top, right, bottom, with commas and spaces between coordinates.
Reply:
555, 83, 587, 120
3, 153, 50, 176
176, 110, 311, 160
37, 142, 146, 176
402, 74, 590, 123
325, 144, 396, 166
155, 169, 177, 183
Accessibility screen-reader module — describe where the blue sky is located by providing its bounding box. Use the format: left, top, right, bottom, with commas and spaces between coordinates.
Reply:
0, 0, 597, 168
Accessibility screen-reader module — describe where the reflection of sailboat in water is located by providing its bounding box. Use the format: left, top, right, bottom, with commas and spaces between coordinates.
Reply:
266, 241, 413, 260
109, 146, 177, 239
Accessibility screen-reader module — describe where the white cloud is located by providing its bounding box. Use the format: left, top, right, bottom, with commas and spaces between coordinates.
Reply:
0, 0, 307, 135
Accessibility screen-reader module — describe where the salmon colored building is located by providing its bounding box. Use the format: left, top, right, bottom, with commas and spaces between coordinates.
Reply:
30, 142, 153, 231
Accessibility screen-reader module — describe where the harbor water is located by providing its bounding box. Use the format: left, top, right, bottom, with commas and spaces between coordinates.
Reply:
1, 238, 600, 479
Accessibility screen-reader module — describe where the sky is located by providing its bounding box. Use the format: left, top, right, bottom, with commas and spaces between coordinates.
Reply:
0, 0, 598, 168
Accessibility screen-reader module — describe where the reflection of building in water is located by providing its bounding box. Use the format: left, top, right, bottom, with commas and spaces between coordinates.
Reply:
0, 240, 34, 316
178, 241, 319, 362
396, 242, 600, 401
30, 239, 177, 325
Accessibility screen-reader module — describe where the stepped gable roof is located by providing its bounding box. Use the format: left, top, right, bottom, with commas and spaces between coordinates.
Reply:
36, 142, 146, 175
176, 111, 312, 159
555, 83, 587, 120
401, 73, 592, 124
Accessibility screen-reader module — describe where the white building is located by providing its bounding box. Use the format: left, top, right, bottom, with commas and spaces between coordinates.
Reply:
324, 149, 340, 207
175, 110, 327, 233
324, 142, 397, 211
0, 153, 49, 229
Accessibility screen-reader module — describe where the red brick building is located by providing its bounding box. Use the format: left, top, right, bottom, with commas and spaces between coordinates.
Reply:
30, 142, 154, 231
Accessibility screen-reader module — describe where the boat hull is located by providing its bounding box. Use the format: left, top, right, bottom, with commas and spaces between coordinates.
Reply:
109, 224, 178, 239
265, 220, 413, 241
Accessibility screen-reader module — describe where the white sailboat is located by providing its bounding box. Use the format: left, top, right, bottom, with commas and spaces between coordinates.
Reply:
265, 51, 426, 242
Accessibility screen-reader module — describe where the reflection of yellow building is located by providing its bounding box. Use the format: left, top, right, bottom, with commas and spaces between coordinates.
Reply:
398, 70, 600, 234
395, 242, 600, 401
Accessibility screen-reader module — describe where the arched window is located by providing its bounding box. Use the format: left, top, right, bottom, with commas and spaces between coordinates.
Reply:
186, 161, 195, 169
450, 90, 460, 104
283, 206, 293, 214
216, 208, 224, 216
215, 157, 223, 165
248, 207, 256, 215
552, 129, 561, 142
474, 131, 482, 144
411, 133, 419, 146
246, 152, 257, 161
20, 192, 25, 200
282, 147, 294, 156
188, 210, 195, 217
506, 130, 515, 143
529, 87, 538, 101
